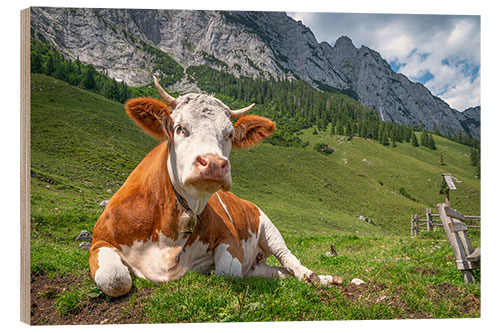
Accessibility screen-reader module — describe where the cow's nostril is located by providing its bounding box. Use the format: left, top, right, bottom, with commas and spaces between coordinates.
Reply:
220, 159, 229, 170
196, 156, 208, 167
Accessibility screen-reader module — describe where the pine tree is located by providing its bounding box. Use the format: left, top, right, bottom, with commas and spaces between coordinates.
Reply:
31, 52, 43, 73
470, 148, 480, 166
43, 53, 55, 76
380, 131, 390, 146
345, 121, 353, 138
433, 124, 441, 136
420, 130, 429, 147
82, 66, 96, 90
427, 134, 437, 150
411, 132, 419, 147
330, 120, 336, 135
336, 123, 344, 136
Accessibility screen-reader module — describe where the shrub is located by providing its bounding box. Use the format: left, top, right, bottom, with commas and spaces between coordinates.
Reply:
313, 143, 334, 155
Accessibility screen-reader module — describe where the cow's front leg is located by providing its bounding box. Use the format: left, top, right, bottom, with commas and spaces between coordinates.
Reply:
257, 210, 342, 285
257, 211, 317, 281
89, 240, 132, 297
214, 243, 243, 276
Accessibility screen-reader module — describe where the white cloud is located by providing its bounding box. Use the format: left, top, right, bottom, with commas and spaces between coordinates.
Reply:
287, 12, 480, 111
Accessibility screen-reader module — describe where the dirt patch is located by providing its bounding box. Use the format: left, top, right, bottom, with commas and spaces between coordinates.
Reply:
427, 283, 480, 315
413, 267, 438, 275
30, 272, 154, 325
342, 283, 412, 314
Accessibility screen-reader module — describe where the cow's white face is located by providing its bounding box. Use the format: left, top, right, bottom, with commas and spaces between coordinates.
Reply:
167, 94, 234, 198
124, 78, 275, 213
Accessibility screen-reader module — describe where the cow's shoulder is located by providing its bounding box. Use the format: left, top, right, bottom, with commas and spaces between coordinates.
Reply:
206, 191, 261, 240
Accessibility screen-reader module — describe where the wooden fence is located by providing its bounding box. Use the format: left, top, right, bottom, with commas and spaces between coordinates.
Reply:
411, 206, 480, 283
411, 208, 480, 237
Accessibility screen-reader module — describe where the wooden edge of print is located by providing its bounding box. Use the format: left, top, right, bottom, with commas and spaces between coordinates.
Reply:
20, 7, 31, 325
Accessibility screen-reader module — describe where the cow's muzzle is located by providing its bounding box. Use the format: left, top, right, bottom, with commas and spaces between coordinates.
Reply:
184, 154, 231, 193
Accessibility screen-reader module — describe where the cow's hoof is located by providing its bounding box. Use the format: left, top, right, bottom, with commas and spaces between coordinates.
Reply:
306, 272, 320, 284
95, 272, 132, 297
94, 263, 132, 297
318, 274, 343, 286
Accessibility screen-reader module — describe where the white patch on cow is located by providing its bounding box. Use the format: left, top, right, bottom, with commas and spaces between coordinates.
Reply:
94, 247, 132, 297
216, 192, 233, 225
258, 209, 314, 280
241, 230, 261, 274
214, 243, 242, 276
119, 232, 210, 282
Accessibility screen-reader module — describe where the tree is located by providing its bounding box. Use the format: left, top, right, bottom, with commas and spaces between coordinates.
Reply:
427, 133, 437, 150
101, 79, 120, 101
336, 123, 344, 136
411, 132, 419, 147
420, 130, 429, 147
433, 124, 441, 136
31, 52, 43, 73
380, 131, 390, 146
43, 53, 55, 76
470, 148, 480, 166
345, 121, 353, 138
82, 66, 96, 90
54, 61, 69, 81
439, 152, 445, 165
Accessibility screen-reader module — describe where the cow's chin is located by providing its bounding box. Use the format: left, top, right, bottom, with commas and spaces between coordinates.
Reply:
184, 177, 232, 197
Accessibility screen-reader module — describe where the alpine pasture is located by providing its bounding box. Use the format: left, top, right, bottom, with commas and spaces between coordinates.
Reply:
30, 74, 480, 324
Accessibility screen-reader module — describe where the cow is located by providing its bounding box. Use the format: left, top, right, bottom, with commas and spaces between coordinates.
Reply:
89, 77, 342, 297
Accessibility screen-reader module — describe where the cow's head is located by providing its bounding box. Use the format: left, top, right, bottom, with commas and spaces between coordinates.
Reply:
125, 78, 275, 205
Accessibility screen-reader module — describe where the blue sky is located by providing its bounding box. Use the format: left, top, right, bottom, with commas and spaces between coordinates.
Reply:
287, 12, 480, 111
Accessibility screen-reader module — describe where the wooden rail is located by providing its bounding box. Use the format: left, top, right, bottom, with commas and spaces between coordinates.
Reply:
411, 208, 480, 237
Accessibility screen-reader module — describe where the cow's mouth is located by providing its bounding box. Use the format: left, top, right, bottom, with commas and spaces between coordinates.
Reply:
184, 176, 232, 194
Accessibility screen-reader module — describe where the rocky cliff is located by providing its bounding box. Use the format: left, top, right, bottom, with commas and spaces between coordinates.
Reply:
30, 7, 479, 138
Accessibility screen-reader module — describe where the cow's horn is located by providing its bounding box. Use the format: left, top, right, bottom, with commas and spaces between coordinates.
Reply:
153, 76, 177, 108
230, 103, 255, 119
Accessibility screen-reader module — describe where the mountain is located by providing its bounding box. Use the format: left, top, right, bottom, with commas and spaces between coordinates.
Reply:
30, 7, 479, 139
458, 106, 481, 139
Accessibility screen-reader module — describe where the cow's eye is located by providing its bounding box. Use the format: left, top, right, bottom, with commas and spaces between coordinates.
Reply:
175, 125, 185, 135
226, 132, 234, 140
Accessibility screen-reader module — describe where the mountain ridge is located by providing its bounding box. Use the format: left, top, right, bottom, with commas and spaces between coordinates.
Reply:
30, 7, 479, 139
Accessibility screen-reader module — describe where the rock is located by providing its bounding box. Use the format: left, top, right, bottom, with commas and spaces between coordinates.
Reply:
325, 251, 333, 257
351, 278, 365, 286
79, 242, 91, 250
99, 199, 110, 208
75, 230, 92, 242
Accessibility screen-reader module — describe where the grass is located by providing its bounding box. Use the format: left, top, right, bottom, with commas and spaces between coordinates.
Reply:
29, 74, 480, 323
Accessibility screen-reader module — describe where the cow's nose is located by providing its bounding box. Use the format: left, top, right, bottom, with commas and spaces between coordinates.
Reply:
195, 154, 229, 177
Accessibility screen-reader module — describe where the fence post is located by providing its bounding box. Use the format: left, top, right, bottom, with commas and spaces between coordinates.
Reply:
414, 215, 419, 237
411, 215, 414, 237
429, 208, 434, 231
426, 208, 431, 231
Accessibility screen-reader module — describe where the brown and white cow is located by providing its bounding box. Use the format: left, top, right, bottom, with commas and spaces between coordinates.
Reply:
89, 78, 342, 297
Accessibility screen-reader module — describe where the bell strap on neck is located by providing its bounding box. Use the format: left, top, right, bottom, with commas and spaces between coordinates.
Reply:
166, 140, 203, 234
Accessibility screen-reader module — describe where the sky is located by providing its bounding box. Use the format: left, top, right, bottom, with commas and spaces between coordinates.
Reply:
287, 12, 480, 112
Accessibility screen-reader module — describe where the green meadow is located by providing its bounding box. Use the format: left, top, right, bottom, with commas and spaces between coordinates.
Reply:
29, 74, 480, 324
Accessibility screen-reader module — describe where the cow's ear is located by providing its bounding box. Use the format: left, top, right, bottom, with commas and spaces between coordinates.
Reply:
125, 97, 173, 140
232, 115, 276, 149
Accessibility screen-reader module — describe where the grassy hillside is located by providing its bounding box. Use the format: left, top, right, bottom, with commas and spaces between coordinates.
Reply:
29, 74, 480, 323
